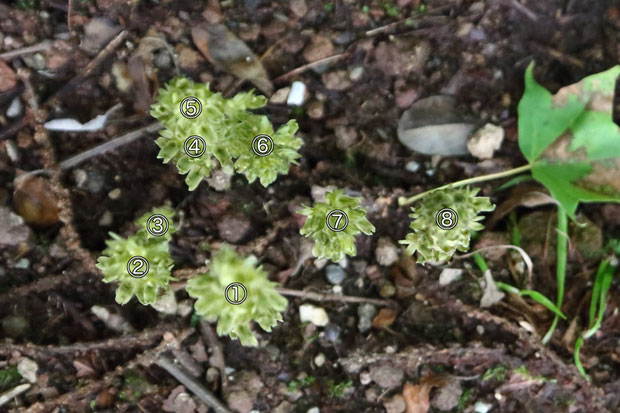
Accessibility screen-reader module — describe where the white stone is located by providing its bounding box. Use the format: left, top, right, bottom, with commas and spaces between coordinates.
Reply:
314, 353, 326, 367
439, 268, 463, 286
307, 408, 320, 413
7, 97, 22, 118
18, 358, 38, 383
474, 401, 492, 413
287, 81, 307, 106
467, 123, 504, 159
299, 304, 329, 327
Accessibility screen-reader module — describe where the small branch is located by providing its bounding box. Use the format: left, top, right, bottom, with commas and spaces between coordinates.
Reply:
364, 5, 452, 37
67, 0, 74, 32
48, 30, 128, 104
156, 355, 233, 413
59, 122, 163, 170
24, 329, 194, 413
0, 325, 174, 359
276, 288, 397, 308
273, 54, 344, 83
0, 384, 31, 408
0, 41, 53, 60
398, 164, 533, 206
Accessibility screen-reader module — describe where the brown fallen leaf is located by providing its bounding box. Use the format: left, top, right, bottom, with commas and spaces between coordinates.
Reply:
0, 60, 17, 92
487, 184, 558, 228
402, 381, 432, 413
372, 308, 396, 328
191, 23, 273, 95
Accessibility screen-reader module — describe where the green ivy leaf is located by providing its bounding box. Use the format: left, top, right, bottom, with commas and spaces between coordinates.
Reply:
518, 64, 620, 218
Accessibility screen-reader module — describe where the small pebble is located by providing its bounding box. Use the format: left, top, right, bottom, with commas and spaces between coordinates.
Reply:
108, 188, 121, 199
307, 408, 320, 413
314, 353, 326, 367
15, 258, 30, 269
405, 160, 420, 173
359, 371, 371, 385
375, 237, 399, 266
325, 264, 345, 285
7, 97, 22, 118
349, 65, 364, 81
299, 304, 329, 327
270, 87, 290, 104
474, 401, 492, 413
357, 303, 377, 333
98, 211, 113, 227
324, 324, 341, 343
287, 81, 306, 106
17, 358, 38, 383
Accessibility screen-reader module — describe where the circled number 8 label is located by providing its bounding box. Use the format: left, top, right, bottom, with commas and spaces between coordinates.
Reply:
435, 208, 458, 230
252, 134, 274, 157
180, 97, 202, 119
127, 256, 149, 278
225, 282, 247, 305
326, 210, 349, 232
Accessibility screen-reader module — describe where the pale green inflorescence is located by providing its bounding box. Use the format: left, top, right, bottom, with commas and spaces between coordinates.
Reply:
96, 207, 176, 305
400, 187, 495, 264
186, 247, 287, 347
150, 77, 303, 190
299, 189, 376, 262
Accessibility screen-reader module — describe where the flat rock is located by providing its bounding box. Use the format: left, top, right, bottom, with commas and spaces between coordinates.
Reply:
397, 96, 475, 156
0, 207, 32, 246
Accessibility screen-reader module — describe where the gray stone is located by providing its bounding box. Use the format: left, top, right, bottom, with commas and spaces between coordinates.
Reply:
375, 237, 398, 266
368, 364, 404, 388
397, 96, 476, 156
325, 264, 345, 285
357, 303, 377, 333
0, 207, 31, 246
217, 215, 251, 243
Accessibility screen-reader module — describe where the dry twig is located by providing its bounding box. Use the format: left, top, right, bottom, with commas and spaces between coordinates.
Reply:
156, 355, 233, 413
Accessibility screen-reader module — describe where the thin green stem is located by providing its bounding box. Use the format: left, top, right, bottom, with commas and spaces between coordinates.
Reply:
542, 206, 568, 345
398, 164, 533, 206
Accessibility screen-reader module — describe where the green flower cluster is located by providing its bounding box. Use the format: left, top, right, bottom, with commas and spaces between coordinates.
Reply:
150, 77, 303, 190
186, 247, 287, 347
96, 207, 176, 305
299, 189, 375, 262
400, 187, 495, 263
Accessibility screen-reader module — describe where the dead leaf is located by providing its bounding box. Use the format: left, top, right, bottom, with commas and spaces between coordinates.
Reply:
128, 55, 152, 113
402, 381, 432, 413
372, 308, 396, 328
480, 270, 505, 308
488, 185, 558, 228
191, 23, 273, 95
73, 359, 96, 377
0, 60, 17, 92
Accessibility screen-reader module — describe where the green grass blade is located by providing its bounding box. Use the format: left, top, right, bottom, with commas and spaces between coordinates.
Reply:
519, 290, 566, 319
497, 282, 566, 319
473, 252, 489, 273
584, 261, 614, 339
543, 207, 568, 344
574, 336, 588, 380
